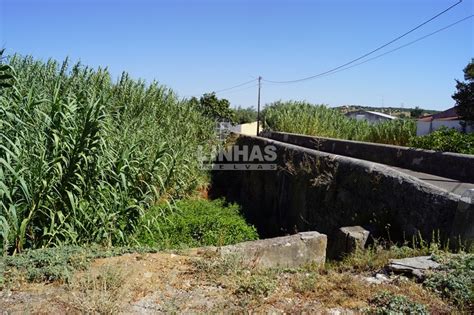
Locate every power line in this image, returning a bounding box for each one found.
[321,15,474,78]
[182,78,257,99]
[215,83,259,95]
[263,0,463,84]
[264,14,473,85]
[213,78,257,93]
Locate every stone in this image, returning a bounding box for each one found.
[219,231,327,269]
[387,256,440,280]
[363,273,391,285]
[329,226,370,259]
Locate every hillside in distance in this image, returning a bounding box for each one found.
[334,105,440,118]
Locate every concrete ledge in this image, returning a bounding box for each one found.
[220,232,327,269]
[262,131,474,183]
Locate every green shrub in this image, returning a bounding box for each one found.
[234,106,257,124]
[263,101,415,146]
[409,127,474,154]
[424,253,473,309]
[133,199,258,248]
[367,291,428,314]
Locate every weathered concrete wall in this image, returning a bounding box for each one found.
[261,131,474,183]
[210,135,472,246]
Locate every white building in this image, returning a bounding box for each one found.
[416,107,473,136]
[345,110,397,124]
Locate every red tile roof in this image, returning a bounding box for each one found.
[418,107,460,121]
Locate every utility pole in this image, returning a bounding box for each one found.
[256,76,262,135]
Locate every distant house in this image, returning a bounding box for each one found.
[416,107,473,136]
[345,110,397,124]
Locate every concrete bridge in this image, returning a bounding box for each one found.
[210,132,474,248]
[263,131,474,196]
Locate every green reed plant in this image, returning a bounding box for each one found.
[0,53,216,253]
[263,101,416,146]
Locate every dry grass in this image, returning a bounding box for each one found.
[66,266,127,314]
[0,248,459,313]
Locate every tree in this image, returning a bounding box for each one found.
[410,106,423,118]
[452,60,474,125]
[234,106,257,124]
[0,49,14,91]
[190,92,235,123]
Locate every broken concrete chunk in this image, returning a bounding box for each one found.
[329,226,370,259]
[364,273,391,285]
[387,256,440,280]
[219,231,327,269]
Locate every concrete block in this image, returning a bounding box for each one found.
[219,231,327,269]
[330,226,370,259]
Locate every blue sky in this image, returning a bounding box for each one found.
[1,0,473,110]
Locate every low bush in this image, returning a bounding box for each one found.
[409,127,474,154]
[367,291,428,314]
[133,199,259,249]
[424,253,473,309]
[235,274,276,297]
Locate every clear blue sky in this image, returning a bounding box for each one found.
[1,0,473,110]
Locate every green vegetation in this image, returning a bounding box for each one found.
[263,101,416,146]
[409,127,474,154]
[235,273,276,297]
[0,53,219,253]
[134,199,258,248]
[410,106,424,118]
[233,106,258,124]
[367,292,428,314]
[453,60,474,124]
[190,92,235,123]
[0,245,158,285]
[425,253,473,309]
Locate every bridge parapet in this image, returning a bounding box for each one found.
[261,131,474,183]
[210,134,473,248]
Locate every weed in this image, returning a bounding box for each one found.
[367,291,428,314]
[0,245,159,286]
[235,274,276,298]
[67,266,127,314]
[424,253,473,309]
[191,253,244,278]
[291,272,318,294]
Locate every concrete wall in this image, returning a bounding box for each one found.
[416,120,474,136]
[229,121,259,136]
[210,134,472,246]
[261,131,474,183]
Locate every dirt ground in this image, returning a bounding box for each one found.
[0,249,453,314]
